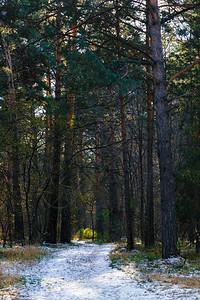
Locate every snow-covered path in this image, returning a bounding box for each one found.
[16,242,199,300]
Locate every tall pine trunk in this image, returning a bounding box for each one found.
[148,0,177,258]
[108,100,120,241]
[5,146,13,247]
[95,119,104,239]
[1,33,24,243]
[60,141,71,243]
[120,95,134,250]
[138,107,145,243]
[60,95,74,243]
[145,82,155,246]
[45,73,53,173]
[46,3,62,243]
[145,0,154,247]
[115,0,133,250]
[60,25,78,243]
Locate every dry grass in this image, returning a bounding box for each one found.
[0,245,47,263]
[0,265,23,289]
[149,273,200,290]
[110,251,130,264]
[109,246,134,269]
[110,242,161,269]
[0,246,48,294]
[110,243,200,293]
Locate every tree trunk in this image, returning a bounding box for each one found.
[138,116,145,243]
[45,73,53,173]
[60,143,71,243]
[145,0,154,247]
[196,222,200,253]
[115,0,134,249]
[60,122,72,244]
[60,25,77,243]
[60,103,73,244]
[6,146,13,247]
[108,101,120,241]
[120,95,134,250]
[44,75,53,239]
[145,83,155,246]
[95,120,104,239]
[148,0,177,258]
[46,3,62,243]
[1,33,24,243]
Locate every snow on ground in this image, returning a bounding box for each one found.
[1,241,200,299]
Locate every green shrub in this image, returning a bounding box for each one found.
[83,228,94,239]
[77,228,97,240]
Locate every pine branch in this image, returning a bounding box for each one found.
[168,58,200,85]
[161,4,200,24]
[135,66,160,84]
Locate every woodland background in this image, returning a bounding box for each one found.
[0,0,199,259]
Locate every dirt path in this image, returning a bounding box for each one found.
[14,242,199,299]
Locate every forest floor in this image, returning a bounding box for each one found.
[0,241,200,299]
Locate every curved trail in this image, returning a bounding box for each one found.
[17,242,198,299]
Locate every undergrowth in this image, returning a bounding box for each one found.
[0,265,25,289]
[0,245,48,294]
[109,241,200,291]
[0,246,47,263]
[110,242,162,269]
[88,240,107,245]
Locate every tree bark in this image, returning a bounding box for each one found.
[115,0,134,249]
[148,0,177,258]
[1,33,24,243]
[60,98,74,243]
[95,119,104,239]
[138,111,145,243]
[60,25,78,243]
[108,100,120,241]
[196,222,200,253]
[145,0,154,247]
[6,147,13,247]
[145,82,155,246]
[45,73,53,173]
[60,143,71,243]
[120,95,134,250]
[46,2,62,243]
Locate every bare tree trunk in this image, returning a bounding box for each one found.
[196,221,200,253]
[145,85,155,246]
[60,25,78,243]
[1,147,13,247]
[46,3,62,243]
[29,108,40,243]
[60,98,74,243]
[45,73,53,173]
[108,100,120,241]
[60,143,71,243]
[115,0,134,249]
[95,119,104,239]
[145,0,154,247]
[1,33,24,243]
[148,0,177,258]
[120,95,134,250]
[44,75,53,238]
[138,122,144,243]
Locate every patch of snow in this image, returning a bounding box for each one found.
[130,249,140,254]
[165,257,185,265]
[116,247,127,253]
